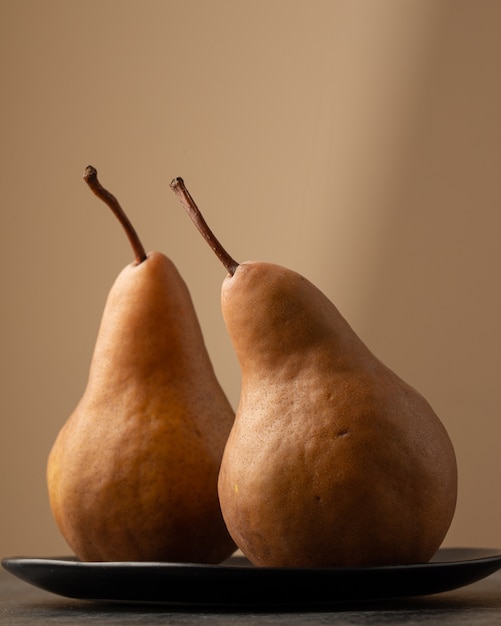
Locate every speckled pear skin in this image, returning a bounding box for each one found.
[217,261,457,568]
[47,251,235,563]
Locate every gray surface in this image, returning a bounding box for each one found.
[1,567,501,625]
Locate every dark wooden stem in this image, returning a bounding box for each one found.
[83,166,147,265]
[170,177,239,276]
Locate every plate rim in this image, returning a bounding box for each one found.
[3,546,501,571]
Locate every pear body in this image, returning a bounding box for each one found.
[48,251,235,563]
[218,262,457,567]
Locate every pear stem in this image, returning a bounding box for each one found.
[170,177,239,276]
[83,166,147,265]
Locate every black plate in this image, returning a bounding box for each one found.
[2,548,501,608]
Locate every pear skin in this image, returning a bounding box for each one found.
[171,178,458,568]
[47,169,235,563]
[217,262,457,567]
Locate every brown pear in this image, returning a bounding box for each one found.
[170,177,457,568]
[47,167,235,563]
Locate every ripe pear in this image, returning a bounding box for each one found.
[47,167,235,563]
[170,178,457,568]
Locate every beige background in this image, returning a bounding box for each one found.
[1,0,500,558]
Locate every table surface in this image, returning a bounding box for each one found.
[2,564,501,625]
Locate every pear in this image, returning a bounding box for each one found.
[47,167,235,563]
[170,177,457,568]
